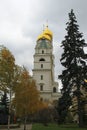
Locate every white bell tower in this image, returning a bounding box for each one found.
[33,26,60,102]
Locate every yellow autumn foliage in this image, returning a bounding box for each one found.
[0,46,15,92]
[13,68,40,117]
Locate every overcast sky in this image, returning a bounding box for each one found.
[0,0,87,89]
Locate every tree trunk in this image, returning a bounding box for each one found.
[77,94,84,127]
[8,114,10,130]
[24,116,27,130]
[8,88,12,130]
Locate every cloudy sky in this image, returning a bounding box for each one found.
[0,0,87,89]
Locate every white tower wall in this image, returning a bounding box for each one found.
[33,27,60,102]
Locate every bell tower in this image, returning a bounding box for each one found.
[33,26,60,102]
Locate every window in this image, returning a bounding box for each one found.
[53,87,57,93]
[42,50,44,54]
[41,75,43,80]
[40,97,43,101]
[40,85,43,91]
[39,58,45,61]
[41,64,43,68]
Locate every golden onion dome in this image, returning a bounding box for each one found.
[37,26,53,41]
[43,34,51,41]
[43,27,53,38]
[37,33,51,41]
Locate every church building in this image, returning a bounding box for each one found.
[33,26,60,103]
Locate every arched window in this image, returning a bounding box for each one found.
[41,64,43,68]
[41,75,43,80]
[53,87,56,93]
[40,85,43,91]
[40,97,43,101]
[39,58,45,61]
[42,50,44,54]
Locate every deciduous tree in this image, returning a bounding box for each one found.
[13,67,40,130]
[0,45,18,130]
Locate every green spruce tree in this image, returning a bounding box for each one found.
[58,9,87,127]
[57,92,71,124]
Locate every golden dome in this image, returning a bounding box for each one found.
[37,33,51,41]
[37,26,53,41]
[43,26,53,38]
[43,34,51,41]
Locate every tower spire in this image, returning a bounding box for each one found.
[46,20,48,29]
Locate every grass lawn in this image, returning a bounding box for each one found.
[32,123,87,130]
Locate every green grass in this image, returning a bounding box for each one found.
[32,123,87,130]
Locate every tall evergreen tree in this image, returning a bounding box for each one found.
[58,9,87,127]
[57,92,71,124]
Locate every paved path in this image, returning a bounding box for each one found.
[1,124,32,130]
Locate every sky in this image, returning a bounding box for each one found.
[0,0,87,90]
